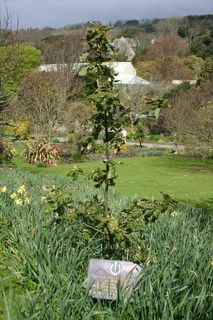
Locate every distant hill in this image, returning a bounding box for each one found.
[5,15,212,63]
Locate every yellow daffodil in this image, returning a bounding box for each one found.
[15,198,23,206]
[10,193,17,199]
[171,211,178,217]
[25,197,30,204]
[0,186,7,193]
[17,185,26,194]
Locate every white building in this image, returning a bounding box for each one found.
[106,62,150,85]
[38,62,150,86]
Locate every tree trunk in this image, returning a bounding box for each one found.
[104,110,109,217]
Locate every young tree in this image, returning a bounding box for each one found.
[79,24,126,216]
[79,25,168,215]
[135,122,146,147]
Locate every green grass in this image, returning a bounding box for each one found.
[0,258,26,320]
[0,169,213,319]
[13,146,213,205]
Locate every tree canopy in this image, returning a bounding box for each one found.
[0,44,42,95]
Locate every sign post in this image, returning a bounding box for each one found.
[88,259,142,300]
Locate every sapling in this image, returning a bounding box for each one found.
[79,24,126,216]
[79,24,168,216]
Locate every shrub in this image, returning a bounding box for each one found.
[178,147,213,159]
[94,143,106,154]
[0,44,42,95]
[184,55,204,78]
[198,58,213,84]
[13,121,32,140]
[118,144,128,154]
[0,138,16,165]
[23,140,60,166]
[42,184,176,261]
[135,60,157,80]
[141,147,172,157]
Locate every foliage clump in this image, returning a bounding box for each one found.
[0,138,16,165]
[0,44,42,95]
[23,140,60,167]
[13,121,32,140]
[43,185,176,261]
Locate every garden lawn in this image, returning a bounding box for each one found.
[13,150,213,206]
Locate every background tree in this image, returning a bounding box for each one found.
[178,15,213,58]
[154,17,181,35]
[135,122,146,147]
[0,2,25,159]
[42,29,84,64]
[135,60,157,81]
[145,34,191,80]
[163,83,213,151]
[184,55,204,79]
[0,3,22,121]
[0,1,20,46]
[119,86,146,133]
[9,71,73,141]
[198,58,213,84]
[177,17,201,44]
[0,44,42,96]
[120,85,170,138]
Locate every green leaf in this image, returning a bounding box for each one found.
[80,53,89,62]
[79,66,89,76]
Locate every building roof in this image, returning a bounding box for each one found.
[38,62,150,86]
[106,62,150,85]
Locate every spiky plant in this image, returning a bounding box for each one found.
[23,140,60,167]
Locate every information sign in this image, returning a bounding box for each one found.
[88,258,142,300]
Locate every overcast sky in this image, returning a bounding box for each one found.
[4,0,213,28]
